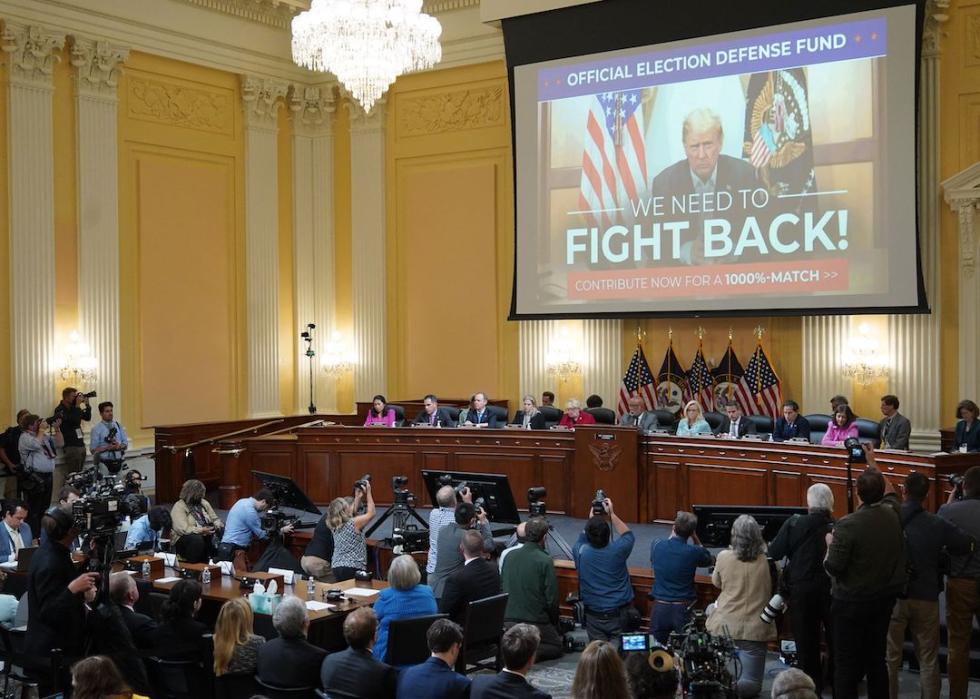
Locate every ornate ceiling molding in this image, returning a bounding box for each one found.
[0,21,63,86]
[177,0,306,29]
[69,36,128,98]
[242,74,289,128]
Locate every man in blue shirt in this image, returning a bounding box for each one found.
[397,618,470,699]
[649,511,714,643]
[89,401,128,473]
[219,489,293,567]
[124,506,172,551]
[572,496,636,645]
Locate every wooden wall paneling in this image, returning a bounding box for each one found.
[336,451,418,505]
[302,449,333,504]
[772,470,805,507]
[686,463,769,508]
[652,461,681,521]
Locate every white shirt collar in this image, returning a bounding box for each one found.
[690,164,718,191]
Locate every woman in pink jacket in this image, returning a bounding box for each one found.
[821,404,859,446]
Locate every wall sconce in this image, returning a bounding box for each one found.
[322,331,355,377]
[547,328,582,383]
[841,323,890,386]
[59,330,98,386]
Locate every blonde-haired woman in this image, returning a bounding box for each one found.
[372,554,437,664]
[170,478,223,563]
[329,479,375,581]
[213,597,265,676]
[570,640,630,699]
[512,395,546,430]
[676,400,711,436]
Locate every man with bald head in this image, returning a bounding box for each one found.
[619,396,659,432]
[427,483,472,581]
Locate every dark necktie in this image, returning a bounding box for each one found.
[430,413,436,426]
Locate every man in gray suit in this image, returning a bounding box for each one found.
[879,394,911,450]
[428,501,494,602]
[619,396,659,432]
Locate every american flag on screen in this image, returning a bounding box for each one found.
[712,342,756,416]
[745,343,783,419]
[579,90,648,228]
[687,345,715,413]
[617,346,658,418]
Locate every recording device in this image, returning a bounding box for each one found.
[260,506,301,534]
[67,467,145,535]
[527,486,547,517]
[354,474,372,491]
[950,473,965,501]
[843,436,867,464]
[325,589,344,601]
[80,390,97,399]
[667,610,736,698]
[759,593,786,624]
[391,525,428,553]
[474,496,486,516]
[591,489,607,516]
[621,633,649,653]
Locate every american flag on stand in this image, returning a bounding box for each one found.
[712,342,756,416]
[579,90,648,229]
[617,345,658,418]
[745,343,783,419]
[687,345,715,413]
[750,122,777,168]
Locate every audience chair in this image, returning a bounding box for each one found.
[253,675,317,699]
[0,625,39,698]
[585,407,616,425]
[146,656,206,699]
[214,671,257,699]
[456,592,509,674]
[385,613,449,666]
[805,413,832,444]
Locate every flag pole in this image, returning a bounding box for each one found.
[666,326,673,405]
[727,327,734,403]
[753,325,765,410]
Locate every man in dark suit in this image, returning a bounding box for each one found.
[396,619,471,699]
[414,394,456,428]
[773,400,811,442]
[109,571,158,648]
[879,394,912,450]
[321,607,396,699]
[472,623,551,699]
[463,392,498,428]
[440,529,502,624]
[619,396,659,432]
[715,402,757,439]
[257,596,327,689]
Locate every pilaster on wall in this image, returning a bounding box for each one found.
[291,84,336,413]
[70,36,127,419]
[583,319,622,409]
[242,74,288,417]
[2,23,63,416]
[349,101,386,402]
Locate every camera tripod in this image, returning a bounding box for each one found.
[364,489,429,538]
[504,514,574,559]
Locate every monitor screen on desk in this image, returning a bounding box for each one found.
[693,504,807,547]
[421,470,522,525]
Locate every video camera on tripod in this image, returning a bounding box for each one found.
[363,474,429,553]
[67,467,145,536]
[666,610,736,698]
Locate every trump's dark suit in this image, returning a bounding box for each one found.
[651,154,758,204]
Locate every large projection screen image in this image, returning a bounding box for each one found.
[512,5,921,318]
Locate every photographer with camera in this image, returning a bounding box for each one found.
[572,495,636,645]
[649,511,714,644]
[89,401,128,475]
[938,464,980,699]
[0,409,29,500]
[53,387,93,492]
[427,483,471,581]
[328,478,375,581]
[18,413,62,536]
[220,488,294,570]
[428,500,494,603]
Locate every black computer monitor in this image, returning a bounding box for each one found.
[692,504,807,547]
[251,470,321,515]
[420,470,522,525]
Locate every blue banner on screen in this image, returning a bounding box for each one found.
[511,6,921,317]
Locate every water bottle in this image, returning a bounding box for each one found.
[307,576,316,599]
[201,566,211,585]
[141,560,150,578]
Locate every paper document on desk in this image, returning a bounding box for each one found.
[305,601,334,612]
[0,561,17,570]
[344,587,379,598]
[268,567,295,584]
[155,553,177,567]
[157,576,182,583]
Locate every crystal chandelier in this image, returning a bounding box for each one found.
[291,0,442,113]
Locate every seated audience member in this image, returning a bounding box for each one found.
[429,501,494,602]
[170,478,223,563]
[0,499,32,562]
[396,618,471,699]
[649,511,714,643]
[108,571,158,649]
[414,394,455,427]
[427,483,467,581]
[87,576,152,696]
[155,579,208,659]
[820,404,859,447]
[321,607,397,699]
[463,392,497,428]
[675,400,711,436]
[620,396,659,432]
[879,394,911,450]
[257,596,327,689]
[440,529,502,624]
[770,668,819,699]
[953,399,980,452]
[373,554,438,663]
[558,399,596,429]
[499,521,526,572]
[365,394,396,427]
[501,517,562,661]
[830,395,849,413]
[715,401,756,439]
[569,640,630,699]
[573,497,636,645]
[39,486,81,548]
[586,394,603,409]
[471,623,551,699]
[706,515,774,698]
[773,400,811,442]
[624,653,680,699]
[213,597,265,677]
[541,391,555,408]
[220,488,295,569]
[71,655,149,699]
[124,506,171,551]
[329,479,375,581]
[512,395,547,430]
[767,484,834,695]
[301,508,335,582]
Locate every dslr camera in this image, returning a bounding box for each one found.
[843,437,867,464]
[354,474,372,491]
[592,489,607,516]
[950,473,965,500]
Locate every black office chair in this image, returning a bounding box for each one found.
[654,410,678,433]
[703,411,725,433]
[444,406,461,425]
[385,613,448,666]
[389,405,406,427]
[214,672,258,699]
[456,592,509,674]
[854,418,881,443]
[585,408,616,425]
[486,405,508,424]
[744,414,774,436]
[253,676,317,699]
[539,406,563,428]
[317,689,359,699]
[146,657,207,699]
[805,413,832,444]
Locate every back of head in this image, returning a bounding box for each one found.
[148,506,172,531]
[673,511,697,539]
[41,506,74,542]
[963,465,980,498]
[806,483,834,512]
[343,607,378,650]
[524,517,549,544]
[427,618,463,653]
[904,472,930,501]
[273,595,308,639]
[327,497,350,531]
[71,655,130,699]
[570,640,630,699]
[771,667,818,699]
[253,488,274,504]
[454,501,476,526]
[387,553,421,591]
[500,623,540,671]
[624,653,679,699]
[108,571,136,605]
[435,485,456,508]
[461,529,485,558]
[857,469,885,505]
[586,394,603,408]
[730,514,764,562]
[585,516,610,549]
[162,579,202,623]
[214,597,253,675]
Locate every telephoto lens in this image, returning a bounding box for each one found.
[759,593,787,624]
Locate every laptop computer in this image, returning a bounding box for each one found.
[15,546,37,572]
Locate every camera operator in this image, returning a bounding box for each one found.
[768,484,835,695]
[427,484,471,582]
[572,496,637,645]
[938,464,980,699]
[124,506,172,552]
[824,446,905,699]
[0,409,29,500]
[53,387,92,492]
[428,500,494,603]
[649,511,714,644]
[89,401,128,475]
[220,488,294,571]
[18,413,61,536]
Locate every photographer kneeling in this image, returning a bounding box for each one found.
[219,488,294,571]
